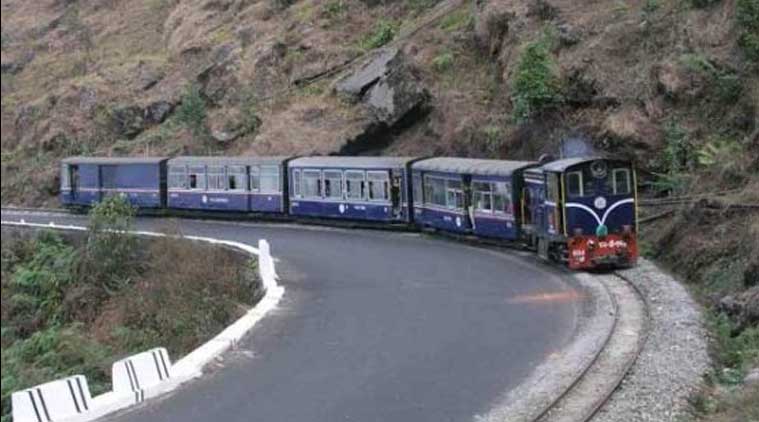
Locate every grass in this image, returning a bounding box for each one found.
[439,9,473,33]
[0,197,260,422]
[432,50,455,73]
[359,20,398,50]
[176,84,208,139]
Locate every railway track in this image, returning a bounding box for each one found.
[529,273,650,422]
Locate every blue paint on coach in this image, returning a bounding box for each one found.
[60,157,167,208]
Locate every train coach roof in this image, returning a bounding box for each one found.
[289,156,417,169]
[540,156,629,172]
[168,156,291,166]
[412,158,536,177]
[62,156,168,165]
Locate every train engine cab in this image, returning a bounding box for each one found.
[524,157,638,270]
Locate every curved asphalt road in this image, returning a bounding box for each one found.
[1,210,579,422]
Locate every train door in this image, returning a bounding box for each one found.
[69,165,80,200]
[391,170,402,218]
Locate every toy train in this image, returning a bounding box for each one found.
[60,155,639,270]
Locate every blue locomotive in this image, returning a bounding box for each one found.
[60,155,638,270]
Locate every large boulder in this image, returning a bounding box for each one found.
[335,48,428,127]
[109,105,145,139]
[144,101,174,125]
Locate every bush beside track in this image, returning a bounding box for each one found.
[0,198,262,422]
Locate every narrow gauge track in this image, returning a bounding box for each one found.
[530,273,650,422]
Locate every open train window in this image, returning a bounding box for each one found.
[188,166,206,190]
[260,166,280,193]
[473,182,492,212]
[567,171,583,198]
[292,169,302,198]
[227,165,247,191]
[445,179,464,210]
[612,168,631,195]
[207,166,225,191]
[345,170,365,200]
[493,182,512,215]
[169,165,187,189]
[324,170,343,199]
[303,170,322,198]
[367,171,389,202]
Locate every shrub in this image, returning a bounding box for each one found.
[511,38,563,122]
[323,0,347,20]
[432,51,455,73]
[176,84,208,137]
[84,196,139,295]
[737,0,759,62]
[360,20,398,50]
[241,93,261,135]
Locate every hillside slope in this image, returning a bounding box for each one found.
[1,0,758,418]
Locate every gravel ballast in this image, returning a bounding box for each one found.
[593,258,711,422]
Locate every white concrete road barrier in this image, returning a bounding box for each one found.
[2,219,285,422]
[112,348,172,403]
[12,376,92,422]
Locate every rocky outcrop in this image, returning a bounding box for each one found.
[719,286,759,331]
[144,101,174,125]
[335,48,428,127]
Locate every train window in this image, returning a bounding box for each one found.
[168,165,187,189]
[424,176,447,207]
[445,179,464,210]
[473,182,492,212]
[324,170,343,199]
[493,182,512,214]
[546,174,559,203]
[188,166,206,190]
[250,166,260,192]
[207,166,225,191]
[367,171,389,202]
[612,168,631,195]
[567,171,583,198]
[345,170,365,200]
[260,166,280,193]
[412,174,423,205]
[303,170,322,198]
[292,169,302,198]
[227,166,247,191]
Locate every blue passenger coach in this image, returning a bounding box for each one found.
[288,156,416,223]
[166,156,288,212]
[411,158,536,239]
[60,157,168,208]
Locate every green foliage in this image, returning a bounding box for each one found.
[737,0,759,62]
[85,195,139,295]
[679,53,743,103]
[241,92,261,135]
[709,312,759,373]
[1,325,112,422]
[432,51,455,73]
[696,139,742,167]
[439,9,473,33]
[176,84,208,137]
[511,38,563,123]
[8,232,77,326]
[360,20,398,50]
[323,0,347,20]
[663,121,690,174]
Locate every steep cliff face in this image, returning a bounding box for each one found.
[1,0,756,205]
